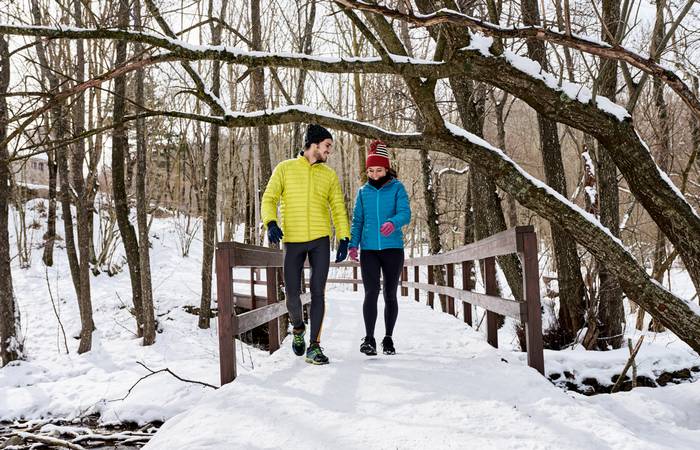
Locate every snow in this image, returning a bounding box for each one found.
[501,50,630,121]
[2,200,699,449]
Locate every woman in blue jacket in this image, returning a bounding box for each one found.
[349,140,411,356]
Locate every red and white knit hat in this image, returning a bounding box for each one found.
[366,140,390,169]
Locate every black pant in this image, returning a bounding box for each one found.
[283,236,330,344]
[360,249,405,338]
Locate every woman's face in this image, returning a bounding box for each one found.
[367,166,387,180]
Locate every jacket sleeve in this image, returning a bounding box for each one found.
[328,170,350,240]
[387,182,411,228]
[349,189,364,249]
[261,163,284,227]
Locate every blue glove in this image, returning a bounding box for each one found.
[267,221,284,244]
[335,238,349,263]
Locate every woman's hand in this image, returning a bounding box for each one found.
[349,247,359,262]
[380,221,395,237]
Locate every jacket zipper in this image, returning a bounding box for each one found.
[376,185,381,250]
[307,161,311,242]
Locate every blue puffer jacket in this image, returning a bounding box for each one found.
[349,178,411,250]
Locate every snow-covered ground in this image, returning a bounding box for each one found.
[1,201,699,449]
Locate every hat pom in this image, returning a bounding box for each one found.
[366,140,391,169]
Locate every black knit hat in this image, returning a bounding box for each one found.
[304,124,333,148]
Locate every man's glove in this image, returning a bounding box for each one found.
[267,221,284,244]
[335,238,349,263]
[349,247,359,262]
[380,221,395,237]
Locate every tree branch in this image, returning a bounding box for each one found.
[334,0,700,122]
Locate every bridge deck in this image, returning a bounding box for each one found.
[144,287,697,449]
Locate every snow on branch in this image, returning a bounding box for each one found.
[0,23,455,79]
[334,0,700,122]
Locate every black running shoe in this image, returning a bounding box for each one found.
[305,343,329,365]
[382,336,395,355]
[360,336,377,356]
[292,329,305,356]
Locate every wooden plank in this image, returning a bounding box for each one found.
[401,266,408,297]
[232,244,284,268]
[446,264,455,316]
[326,278,363,285]
[353,266,358,292]
[266,267,280,354]
[519,230,545,375]
[215,246,236,386]
[462,261,473,326]
[232,278,267,286]
[401,282,524,319]
[236,293,311,334]
[232,293,268,311]
[414,266,419,302]
[403,226,533,267]
[427,265,435,309]
[484,256,499,348]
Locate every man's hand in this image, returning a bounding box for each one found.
[380,221,395,237]
[267,221,284,244]
[335,238,349,263]
[349,247,359,262]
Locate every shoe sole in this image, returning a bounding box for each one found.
[361,349,377,356]
[383,350,396,355]
[305,357,329,365]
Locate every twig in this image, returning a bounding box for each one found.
[108,361,218,403]
[45,265,69,354]
[18,432,87,450]
[611,335,645,393]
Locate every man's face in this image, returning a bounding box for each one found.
[367,166,387,180]
[313,138,333,162]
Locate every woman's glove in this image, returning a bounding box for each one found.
[380,221,395,237]
[335,238,350,262]
[267,221,284,244]
[349,247,359,262]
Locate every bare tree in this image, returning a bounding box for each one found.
[0,33,21,366]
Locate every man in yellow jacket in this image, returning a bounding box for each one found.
[261,124,350,365]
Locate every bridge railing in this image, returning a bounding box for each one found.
[215,241,360,385]
[400,225,544,375]
[216,226,543,386]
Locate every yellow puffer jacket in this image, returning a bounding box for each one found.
[261,156,350,243]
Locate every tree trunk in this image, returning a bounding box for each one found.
[71,0,94,353]
[113,0,144,335]
[251,0,272,190]
[42,149,58,267]
[0,34,21,366]
[291,0,316,153]
[134,0,156,344]
[199,0,228,329]
[521,0,586,341]
[595,0,625,349]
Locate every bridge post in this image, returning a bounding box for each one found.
[414,266,420,302]
[401,266,408,297]
[519,230,545,375]
[216,244,237,385]
[446,263,455,316]
[462,261,473,326]
[353,266,358,292]
[266,267,280,354]
[484,256,499,348]
[427,265,435,309]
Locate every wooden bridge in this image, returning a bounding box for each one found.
[215,226,544,385]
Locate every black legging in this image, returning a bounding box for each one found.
[283,237,330,344]
[360,249,405,338]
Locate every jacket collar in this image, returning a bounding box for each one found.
[364,176,396,191]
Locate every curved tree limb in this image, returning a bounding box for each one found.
[334,0,700,122]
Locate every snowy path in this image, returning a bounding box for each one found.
[145,289,700,450]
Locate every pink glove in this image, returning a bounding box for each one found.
[349,247,359,261]
[380,221,395,237]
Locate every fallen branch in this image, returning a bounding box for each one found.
[611,335,645,393]
[17,432,87,450]
[109,361,218,403]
